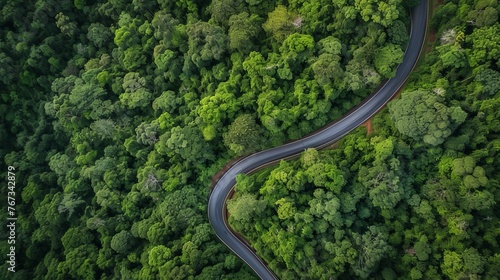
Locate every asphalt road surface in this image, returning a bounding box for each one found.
[208,1,429,279]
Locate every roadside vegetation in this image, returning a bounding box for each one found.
[228,0,500,278]
[0,0,422,279]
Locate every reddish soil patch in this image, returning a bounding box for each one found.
[361,118,373,135]
[426,0,443,52]
[428,31,436,43]
[426,31,437,52]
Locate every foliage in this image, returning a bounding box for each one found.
[223,114,263,156]
[262,5,299,42]
[388,90,467,146]
[5,0,497,279]
[226,1,500,278]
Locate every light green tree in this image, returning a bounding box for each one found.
[374,44,404,78]
[227,193,267,222]
[354,0,401,27]
[262,5,300,42]
[388,90,467,146]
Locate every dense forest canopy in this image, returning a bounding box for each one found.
[228,0,500,279]
[0,0,498,279]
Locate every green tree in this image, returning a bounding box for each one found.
[374,44,404,78]
[388,90,467,146]
[90,119,116,140]
[111,230,135,254]
[151,11,180,44]
[442,248,485,280]
[122,45,147,71]
[227,193,267,222]
[414,235,431,261]
[148,245,172,267]
[152,90,181,114]
[55,12,77,37]
[223,114,263,155]
[351,226,390,278]
[228,12,262,53]
[153,46,183,83]
[120,72,153,109]
[475,68,500,96]
[198,81,240,135]
[58,245,98,279]
[387,20,409,47]
[0,53,17,85]
[308,189,342,226]
[262,5,300,42]
[275,198,296,220]
[466,23,500,67]
[436,43,468,69]
[136,121,159,146]
[185,21,228,69]
[467,0,499,27]
[156,125,214,163]
[312,52,343,86]
[61,227,94,254]
[58,192,85,218]
[95,188,122,213]
[208,0,246,26]
[312,36,344,87]
[354,0,401,27]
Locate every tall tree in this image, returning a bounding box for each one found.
[223,114,263,155]
[388,90,467,146]
[262,5,300,42]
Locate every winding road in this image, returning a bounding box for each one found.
[208,1,429,279]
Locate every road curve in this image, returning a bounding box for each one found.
[208,1,429,279]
